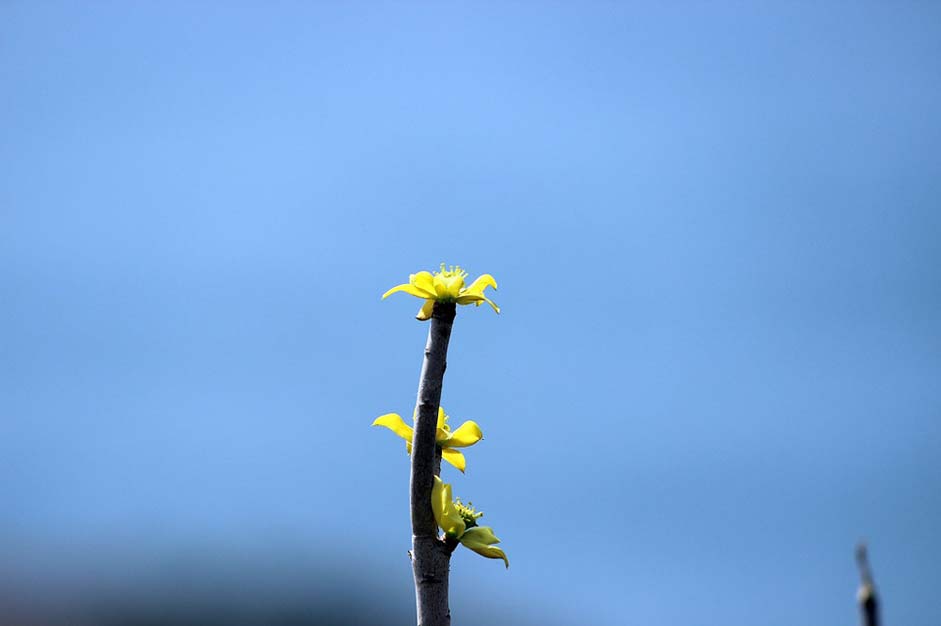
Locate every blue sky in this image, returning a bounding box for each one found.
[2,2,940,624]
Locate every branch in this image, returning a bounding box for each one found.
[856,542,879,626]
[410,302,456,626]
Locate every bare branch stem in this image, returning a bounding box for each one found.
[410,302,456,626]
[856,542,879,626]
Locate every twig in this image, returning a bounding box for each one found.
[410,302,456,626]
[856,542,879,626]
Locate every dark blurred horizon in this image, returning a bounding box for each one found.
[1,540,558,626]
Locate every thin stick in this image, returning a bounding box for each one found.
[410,302,456,626]
[856,542,879,626]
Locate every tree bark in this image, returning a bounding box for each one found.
[410,302,455,626]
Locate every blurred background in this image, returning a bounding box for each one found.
[2,2,939,625]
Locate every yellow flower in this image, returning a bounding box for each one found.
[382,264,500,320]
[372,406,483,473]
[432,476,509,568]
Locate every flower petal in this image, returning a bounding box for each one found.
[436,406,447,431]
[463,544,509,568]
[479,295,500,314]
[382,283,432,300]
[435,407,450,442]
[444,421,483,448]
[432,476,465,538]
[411,272,436,296]
[432,274,449,299]
[460,526,501,545]
[431,476,447,527]
[372,413,413,443]
[463,274,497,295]
[441,448,466,473]
[460,527,508,568]
[454,293,485,305]
[416,299,435,321]
[455,292,499,313]
[443,274,465,297]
